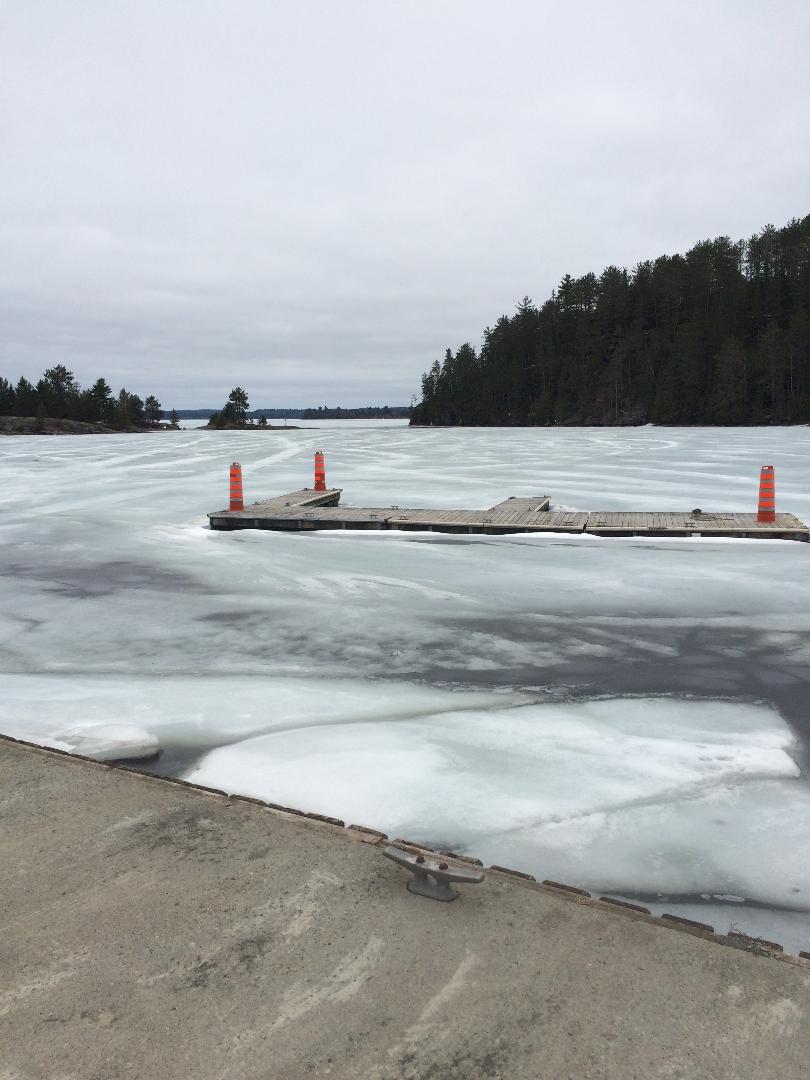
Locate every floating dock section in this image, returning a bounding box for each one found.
[207,487,603,534]
[209,473,809,541]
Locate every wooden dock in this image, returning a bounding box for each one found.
[208,489,809,540]
[583,511,807,539]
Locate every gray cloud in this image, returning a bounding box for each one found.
[1,0,808,406]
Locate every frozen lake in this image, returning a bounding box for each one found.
[2,422,809,952]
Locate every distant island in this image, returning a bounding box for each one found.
[411,214,810,427]
[204,389,410,429]
[185,405,411,421]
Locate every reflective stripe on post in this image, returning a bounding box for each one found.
[757,465,775,523]
[229,462,244,512]
[314,450,326,492]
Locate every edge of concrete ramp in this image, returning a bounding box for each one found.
[2,733,809,1080]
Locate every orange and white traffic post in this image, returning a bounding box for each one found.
[757,465,775,523]
[314,450,327,492]
[229,461,244,511]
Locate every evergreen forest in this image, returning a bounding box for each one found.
[411,216,810,426]
[0,365,175,428]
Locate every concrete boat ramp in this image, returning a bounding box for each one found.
[208,485,810,540]
[2,736,809,1080]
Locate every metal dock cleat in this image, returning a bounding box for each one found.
[383,846,485,902]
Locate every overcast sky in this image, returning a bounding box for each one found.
[1,1,808,407]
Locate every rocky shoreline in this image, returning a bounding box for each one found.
[0,416,301,435]
[0,415,166,435]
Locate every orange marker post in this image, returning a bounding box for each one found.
[229,462,244,512]
[757,465,775,523]
[314,450,327,492]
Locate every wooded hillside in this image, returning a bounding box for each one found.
[411,216,810,426]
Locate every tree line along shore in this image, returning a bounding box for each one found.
[411,215,810,427]
[0,367,177,432]
[0,372,409,434]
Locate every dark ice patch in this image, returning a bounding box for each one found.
[198,610,266,624]
[413,617,810,766]
[1,559,208,598]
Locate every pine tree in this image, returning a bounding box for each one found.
[41,365,79,418]
[0,377,14,415]
[115,389,145,427]
[90,378,114,423]
[226,387,249,425]
[14,377,39,416]
[144,395,162,426]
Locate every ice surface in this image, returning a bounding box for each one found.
[1,423,809,951]
[185,698,807,912]
[0,673,526,759]
[45,723,160,761]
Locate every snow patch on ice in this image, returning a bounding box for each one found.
[44,723,159,761]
